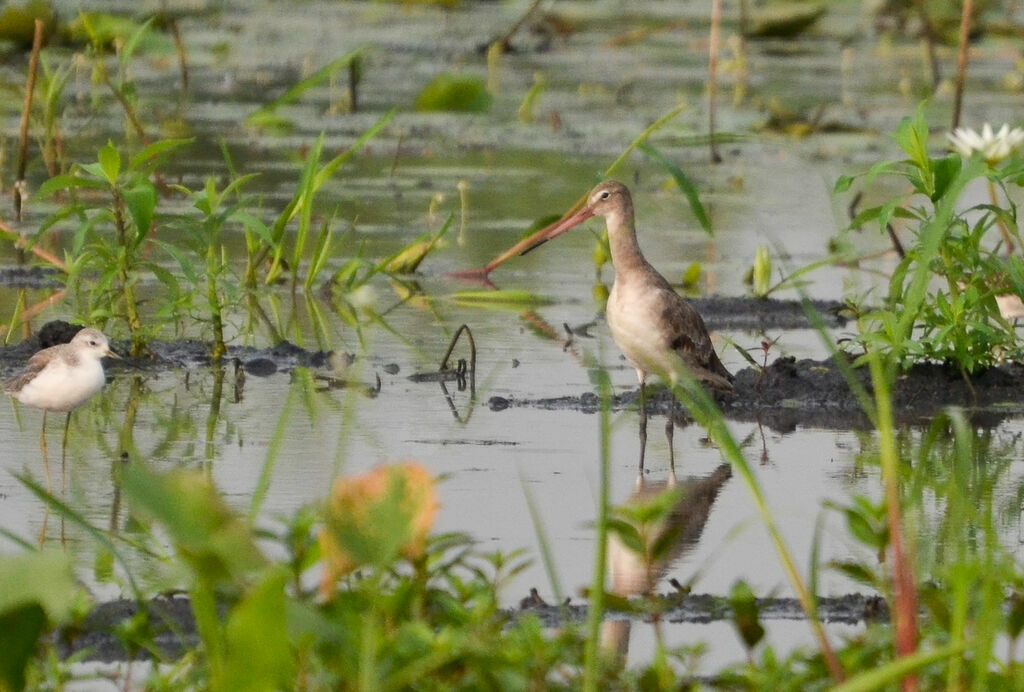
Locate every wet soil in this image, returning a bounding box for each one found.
[56,590,888,663]
[9,305,1024,432]
[493,354,1024,432]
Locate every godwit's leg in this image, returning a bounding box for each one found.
[666,395,676,472]
[637,372,648,476]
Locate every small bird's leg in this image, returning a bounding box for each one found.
[637,373,648,477]
[61,412,72,494]
[40,410,51,493]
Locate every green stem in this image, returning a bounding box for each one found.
[672,379,845,683]
[582,364,613,691]
[207,243,225,361]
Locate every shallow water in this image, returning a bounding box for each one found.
[3,0,1024,674]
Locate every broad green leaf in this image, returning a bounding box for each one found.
[124,180,157,243]
[215,569,294,692]
[0,550,77,622]
[120,464,265,584]
[36,173,107,198]
[0,604,46,692]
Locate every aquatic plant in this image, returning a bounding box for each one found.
[37,139,192,355]
[837,104,1024,374]
[170,173,261,360]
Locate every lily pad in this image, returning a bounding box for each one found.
[747,2,825,38]
[0,0,56,48]
[414,73,492,113]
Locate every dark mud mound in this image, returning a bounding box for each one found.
[0,321,338,378]
[491,356,1024,431]
[58,591,886,662]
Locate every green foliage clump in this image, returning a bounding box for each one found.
[837,105,1024,374]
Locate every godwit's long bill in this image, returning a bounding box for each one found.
[523,180,732,471]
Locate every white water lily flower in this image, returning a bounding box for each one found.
[947,123,1024,164]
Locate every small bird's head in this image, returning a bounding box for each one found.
[73,328,121,360]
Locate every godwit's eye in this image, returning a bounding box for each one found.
[599,191,610,200]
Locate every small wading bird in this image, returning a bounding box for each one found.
[523,180,733,471]
[4,327,120,488]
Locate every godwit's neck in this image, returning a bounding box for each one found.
[605,205,650,279]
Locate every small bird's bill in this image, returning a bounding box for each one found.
[520,206,596,256]
[104,348,122,359]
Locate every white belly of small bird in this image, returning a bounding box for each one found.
[12,359,106,412]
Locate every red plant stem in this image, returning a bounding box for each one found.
[0,219,67,271]
[15,19,45,222]
[708,0,723,163]
[952,0,973,130]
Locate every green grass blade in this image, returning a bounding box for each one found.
[246,48,365,124]
[831,643,965,692]
[637,141,712,234]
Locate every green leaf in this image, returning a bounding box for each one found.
[36,172,107,198]
[894,104,931,181]
[119,464,265,585]
[451,289,555,308]
[246,48,365,125]
[214,569,294,692]
[0,550,78,622]
[833,173,856,193]
[124,180,157,243]
[931,153,962,202]
[637,141,712,234]
[831,643,965,692]
[312,109,395,190]
[0,604,46,692]
[118,16,155,68]
[728,580,764,650]
[97,141,121,185]
[605,518,644,555]
[128,137,194,173]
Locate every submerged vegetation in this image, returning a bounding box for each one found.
[2,0,1024,690]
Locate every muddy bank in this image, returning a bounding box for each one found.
[8,315,1024,431]
[0,320,339,378]
[490,355,1024,432]
[56,591,887,663]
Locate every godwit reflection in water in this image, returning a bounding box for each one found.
[602,464,732,659]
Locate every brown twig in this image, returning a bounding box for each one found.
[166,12,189,94]
[952,0,973,130]
[490,0,545,53]
[914,0,940,89]
[15,19,45,222]
[0,218,67,271]
[0,289,67,341]
[708,0,723,163]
